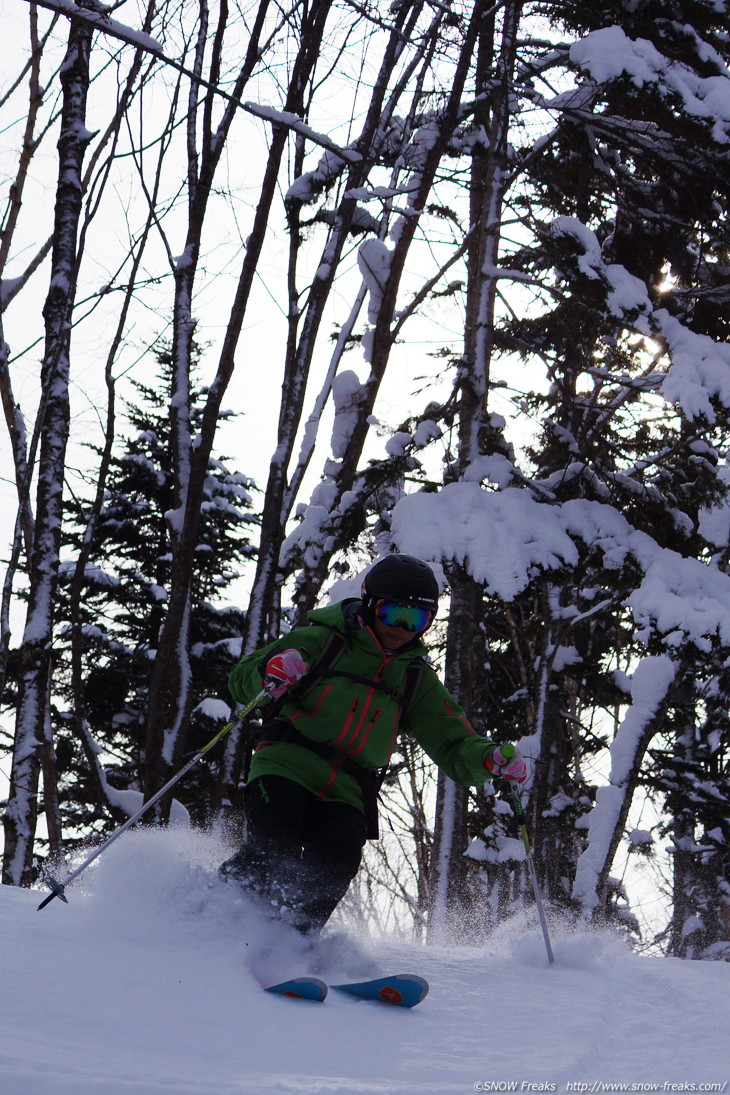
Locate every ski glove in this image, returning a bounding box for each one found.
[485,744,527,784]
[263,648,310,698]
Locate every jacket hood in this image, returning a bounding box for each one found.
[307,598,429,656]
[306,598,356,631]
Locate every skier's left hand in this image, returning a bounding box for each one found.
[485,744,527,783]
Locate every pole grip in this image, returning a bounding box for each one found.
[511,787,531,854]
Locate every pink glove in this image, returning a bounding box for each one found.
[263,649,309,698]
[485,744,527,783]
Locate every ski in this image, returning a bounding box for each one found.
[332,973,429,1008]
[264,976,328,1002]
[264,972,429,1007]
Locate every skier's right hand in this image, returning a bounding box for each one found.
[485,743,527,783]
[263,649,309,698]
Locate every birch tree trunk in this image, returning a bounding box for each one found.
[0,4,44,706]
[285,0,494,622]
[143,0,336,811]
[213,0,439,818]
[427,575,483,941]
[2,13,93,886]
[428,0,522,938]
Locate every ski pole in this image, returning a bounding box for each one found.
[502,761,555,966]
[37,688,268,911]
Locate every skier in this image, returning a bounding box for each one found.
[219,553,527,936]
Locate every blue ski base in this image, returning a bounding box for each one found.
[265,977,328,1001]
[333,974,429,1008]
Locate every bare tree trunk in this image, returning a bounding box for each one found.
[244,0,432,645]
[428,0,522,937]
[572,656,679,921]
[288,0,494,622]
[62,1,163,821]
[40,679,63,866]
[0,7,45,703]
[2,13,93,886]
[427,574,482,941]
[0,328,34,705]
[143,0,334,811]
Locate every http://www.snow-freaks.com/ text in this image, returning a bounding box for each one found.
[472,1083,728,1093]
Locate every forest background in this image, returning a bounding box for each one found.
[1,0,730,960]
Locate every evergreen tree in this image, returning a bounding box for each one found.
[51,345,258,843]
[466,0,730,943]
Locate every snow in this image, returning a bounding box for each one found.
[39,0,164,54]
[656,311,730,423]
[569,26,730,143]
[285,148,352,203]
[358,239,393,324]
[412,419,441,446]
[391,483,579,601]
[5,826,730,1094]
[464,454,516,487]
[573,656,678,913]
[244,103,361,162]
[629,829,654,847]
[551,218,652,318]
[385,431,413,456]
[382,420,441,457]
[0,276,25,306]
[331,371,364,460]
[192,697,231,721]
[391,486,730,650]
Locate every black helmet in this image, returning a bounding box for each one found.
[362,554,440,615]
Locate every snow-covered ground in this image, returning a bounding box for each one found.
[3,827,730,1095]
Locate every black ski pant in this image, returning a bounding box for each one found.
[219,775,367,935]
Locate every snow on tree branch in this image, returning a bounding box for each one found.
[26,0,361,165]
[572,655,678,914]
[358,239,394,328]
[551,218,730,421]
[569,25,730,143]
[243,104,361,164]
[656,311,730,423]
[280,371,366,570]
[27,0,163,54]
[391,485,730,651]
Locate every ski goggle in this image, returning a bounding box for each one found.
[375,599,433,634]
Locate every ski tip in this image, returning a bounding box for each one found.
[264,976,328,1002]
[333,973,429,1008]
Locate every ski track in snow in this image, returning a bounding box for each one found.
[2,828,730,1094]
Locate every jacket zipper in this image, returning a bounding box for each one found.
[347,706,382,757]
[331,696,360,747]
[340,647,391,752]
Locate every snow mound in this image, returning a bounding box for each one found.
[1,828,728,1094]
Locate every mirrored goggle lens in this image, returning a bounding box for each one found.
[375,600,432,633]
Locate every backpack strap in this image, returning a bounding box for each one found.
[397,657,425,726]
[279,629,351,706]
[256,718,384,841]
[243,630,350,783]
[323,669,400,702]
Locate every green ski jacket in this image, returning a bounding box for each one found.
[229,600,497,814]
